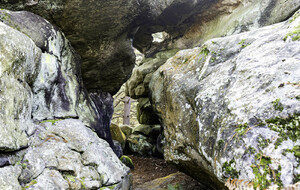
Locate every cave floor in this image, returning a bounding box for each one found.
[128,155,203,190]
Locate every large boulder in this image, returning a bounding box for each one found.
[126,49,179,99]
[127,0,300,100]
[0,0,217,94]
[1,119,131,190]
[150,10,300,189]
[0,10,131,189]
[0,20,39,151]
[5,0,296,94]
[0,9,119,153]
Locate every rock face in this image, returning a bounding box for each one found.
[150,11,300,189]
[0,0,213,94]
[0,10,130,189]
[4,0,297,94]
[0,9,119,153]
[0,119,131,190]
[127,0,300,99]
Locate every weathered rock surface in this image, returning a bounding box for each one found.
[150,10,300,189]
[127,134,154,156]
[126,49,179,99]
[4,0,296,94]
[127,0,300,100]
[0,9,118,153]
[1,119,130,189]
[0,9,131,189]
[136,98,160,125]
[110,123,127,149]
[0,19,39,151]
[0,0,210,94]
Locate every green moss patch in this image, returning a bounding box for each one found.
[265,114,300,142]
[40,119,62,125]
[289,10,300,23]
[22,180,37,190]
[120,155,134,169]
[251,154,282,189]
[100,184,117,190]
[272,99,284,112]
[200,45,210,56]
[283,25,300,41]
[238,39,250,48]
[168,183,183,190]
[222,160,239,178]
[234,123,249,136]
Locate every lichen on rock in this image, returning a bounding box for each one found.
[149,10,300,189]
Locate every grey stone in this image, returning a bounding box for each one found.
[26,168,69,190]
[0,20,41,151]
[1,0,299,94]
[136,98,160,125]
[19,119,131,189]
[0,166,22,190]
[127,134,153,156]
[150,10,300,189]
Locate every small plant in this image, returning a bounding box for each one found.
[257,135,269,149]
[167,184,183,190]
[251,153,282,189]
[65,174,76,182]
[223,160,239,178]
[200,45,210,56]
[22,180,37,190]
[238,39,250,48]
[80,177,87,189]
[283,25,300,41]
[234,123,249,136]
[15,161,28,169]
[272,99,284,111]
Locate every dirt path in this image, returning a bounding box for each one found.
[128,155,204,189]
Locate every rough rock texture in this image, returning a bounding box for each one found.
[0,9,131,189]
[1,119,131,189]
[125,2,300,152]
[126,124,162,157]
[5,0,297,94]
[0,9,119,153]
[127,0,300,100]
[110,123,127,149]
[136,98,160,125]
[150,11,300,189]
[0,166,22,190]
[126,49,179,99]
[0,0,212,94]
[0,18,40,151]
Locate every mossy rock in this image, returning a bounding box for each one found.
[120,125,133,138]
[110,123,126,149]
[120,155,134,169]
[132,124,153,136]
[127,134,153,156]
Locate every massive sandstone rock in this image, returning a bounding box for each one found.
[127,0,300,100]
[4,0,296,94]
[0,9,118,152]
[0,119,131,190]
[150,10,300,189]
[0,0,217,94]
[0,10,130,189]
